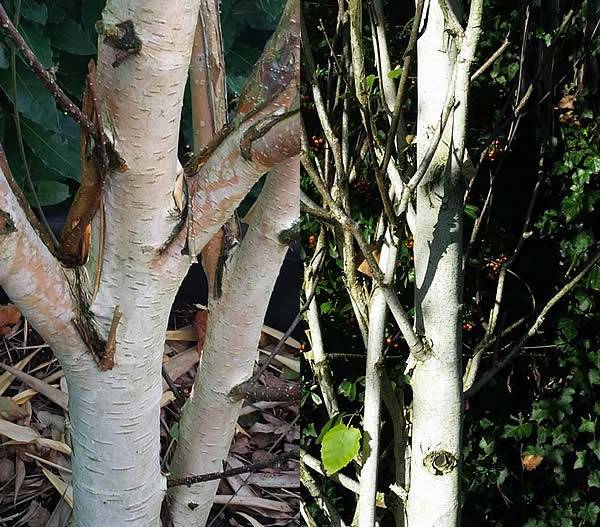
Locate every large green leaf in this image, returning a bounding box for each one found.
[25,180,69,206]
[320,423,361,475]
[21,118,80,182]
[49,20,96,55]
[18,21,53,67]
[0,62,59,131]
[20,0,48,25]
[81,0,104,37]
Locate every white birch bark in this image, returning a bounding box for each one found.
[168,157,299,526]
[0,0,300,523]
[406,2,462,526]
[406,0,482,525]
[57,2,200,524]
[357,234,398,527]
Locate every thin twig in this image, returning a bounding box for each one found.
[167,451,296,488]
[252,246,326,381]
[8,0,57,246]
[379,0,425,178]
[466,249,600,397]
[471,36,510,81]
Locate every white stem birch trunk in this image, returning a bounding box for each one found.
[62,2,200,524]
[406,2,462,526]
[168,156,299,526]
[406,0,482,525]
[0,0,299,523]
[357,234,398,527]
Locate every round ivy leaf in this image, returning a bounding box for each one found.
[320,423,361,475]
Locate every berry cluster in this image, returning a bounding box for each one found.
[486,254,508,278]
[485,139,507,162]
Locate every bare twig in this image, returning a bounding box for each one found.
[379,0,425,178]
[471,36,510,81]
[466,249,600,397]
[167,451,296,488]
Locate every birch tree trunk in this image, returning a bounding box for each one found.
[406,1,482,525]
[0,0,299,524]
[168,156,299,526]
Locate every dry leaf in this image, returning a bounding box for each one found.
[357,249,381,278]
[557,94,575,110]
[0,456,14,482]
[236,512,266,527]
[0,350,39,396]
[35,438,71,456]
[162,348,200,392]
[522,453,543,471]
[556,95,580,126]
[0,362,68,410]
[14,456,25,504]
[213,495,292,513]
[0,396,28,421]
[0,418,40,442]
[42,468,73,508]
[0,304,21,337]
[23,500,50,527]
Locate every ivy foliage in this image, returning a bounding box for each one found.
[301,0,599,525]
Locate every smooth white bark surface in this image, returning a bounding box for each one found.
[169,157,299,526]
[357,236,399,527]
[406,1,463,526]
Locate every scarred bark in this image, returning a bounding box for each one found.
[0,0,299,524]
[406,1,482,526]
[168,156,299,526]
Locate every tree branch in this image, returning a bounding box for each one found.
[466,249,600,398]
[0,150,92,372]
[0,4,95,135]
[167,451,296,488]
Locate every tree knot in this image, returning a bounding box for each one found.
[423,449,458,475]
[0,210,16,236]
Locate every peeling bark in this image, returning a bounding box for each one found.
[168,156,299,526]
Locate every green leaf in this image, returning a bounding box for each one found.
[20,0,48,24]
[558,318,578,342]
[387,67,403,80]
[588,472,600,489]
[81,0,104,36]
[19,21,53,67]
[339,380,357,402]
[574,450,586,469]
[365,74,377,90]
[320,300,333,315]
[588,266,600,291]
[316,415,342,445]
[502,420,533,440]
[169,422,179,441]
[464,204,480,220]
[0,62,59,131]
[25,180,69,206]
[21,118,80,182]
[588,369,600,386]
[321,423,361,475]
[579,503,600,524]
[49,20,96,55]
[303,423,317,438]
[579,418,596,434]
[47,4,66,23]
[588,440,600,461]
